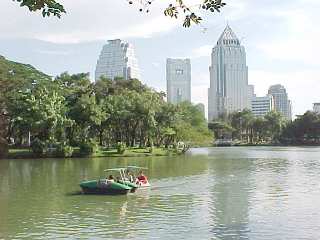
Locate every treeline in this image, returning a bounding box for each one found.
[1,71,211,157]
[281,111,320,145]
[209,109,320,145]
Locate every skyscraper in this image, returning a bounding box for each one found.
[251,95,274,117]
[268,84,292,120]
[95,39,140,81]
[166,58,191,104]
[208,25,250,121]
[313,103,320,114]
[247,84,255,109]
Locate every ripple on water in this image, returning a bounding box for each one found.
[3,147,320,239]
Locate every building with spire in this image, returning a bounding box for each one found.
[208,25,250,120]
[268,84,292,120]
[95,39,140,81]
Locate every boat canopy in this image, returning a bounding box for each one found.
[127,166,148,170]
[104,166,148,172]
[104,168,127,172]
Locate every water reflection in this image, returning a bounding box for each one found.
[209,157,252,239]
[1,147,320,239]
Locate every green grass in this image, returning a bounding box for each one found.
[8,148,34,158]
[7,146,177,159]
[92,147,172,157]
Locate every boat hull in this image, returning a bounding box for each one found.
[118,180,138,193]
[80,180,131,195]
[81,186,130,195]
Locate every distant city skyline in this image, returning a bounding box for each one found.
[0,0,319,118]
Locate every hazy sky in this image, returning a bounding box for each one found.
[0,0,319,117]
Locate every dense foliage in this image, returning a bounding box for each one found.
[280,111,320,145]
[13,0,226,27]
[209,109,320,145]
[0,56,211,157]
[209,109,287,144]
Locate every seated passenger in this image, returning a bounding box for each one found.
[136,171,148,184]
[107,175,114,183]
[127,171,134,183]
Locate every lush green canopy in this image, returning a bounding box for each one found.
[0,56,212,154]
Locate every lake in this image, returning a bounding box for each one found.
[1,147,320,239]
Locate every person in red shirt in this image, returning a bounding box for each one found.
[136,171,148,184]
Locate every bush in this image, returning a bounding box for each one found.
[79,140,98,156]
[116,142,126,154]
[148,146,154,154]
[0,138,8,159]
[56,144,74,158]
[31,138,46,156]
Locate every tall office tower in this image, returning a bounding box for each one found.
[208,25,250,121]
[268,84,292,120]
[251,95,274,117]
[247,84,255,109]
[95,39,140,81]
[313,103,320,113]
[166,58,191,104]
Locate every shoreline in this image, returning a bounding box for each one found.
[5,144,320,160]
[5,147,183,160]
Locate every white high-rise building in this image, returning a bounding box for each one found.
[313,103,320,113]
[251,95,274,117]
[268,84,292,120]
[247,84,255,109]
[208,25,250,120]
[95,39,140,81]
[166,58,191,104]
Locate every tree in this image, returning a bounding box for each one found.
[8,83,71,144]
[13,0,226,27]
[13,0,65,17]
[249,117,267,144]
[281,111,320,145]
[208,121,233,139]
[229,109,254,142]
[68,93,106,142]
[264,111,284,142]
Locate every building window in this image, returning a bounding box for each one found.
[176,69,184,75]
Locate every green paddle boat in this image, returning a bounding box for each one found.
[80,168,137,195]
[80,168,136,195]
[80,179,131,195]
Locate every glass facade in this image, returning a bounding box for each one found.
[251,95,274,117]
[95,39,140,81]
[268,84,292,120]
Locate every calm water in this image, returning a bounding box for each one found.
[1,147,320,239]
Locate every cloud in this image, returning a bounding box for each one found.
[257,8,320,66]
[35,50,71,56]
[0,0,180,43]
[1,0,319,117]
[191,45,212,59]
[192,84,209,118]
